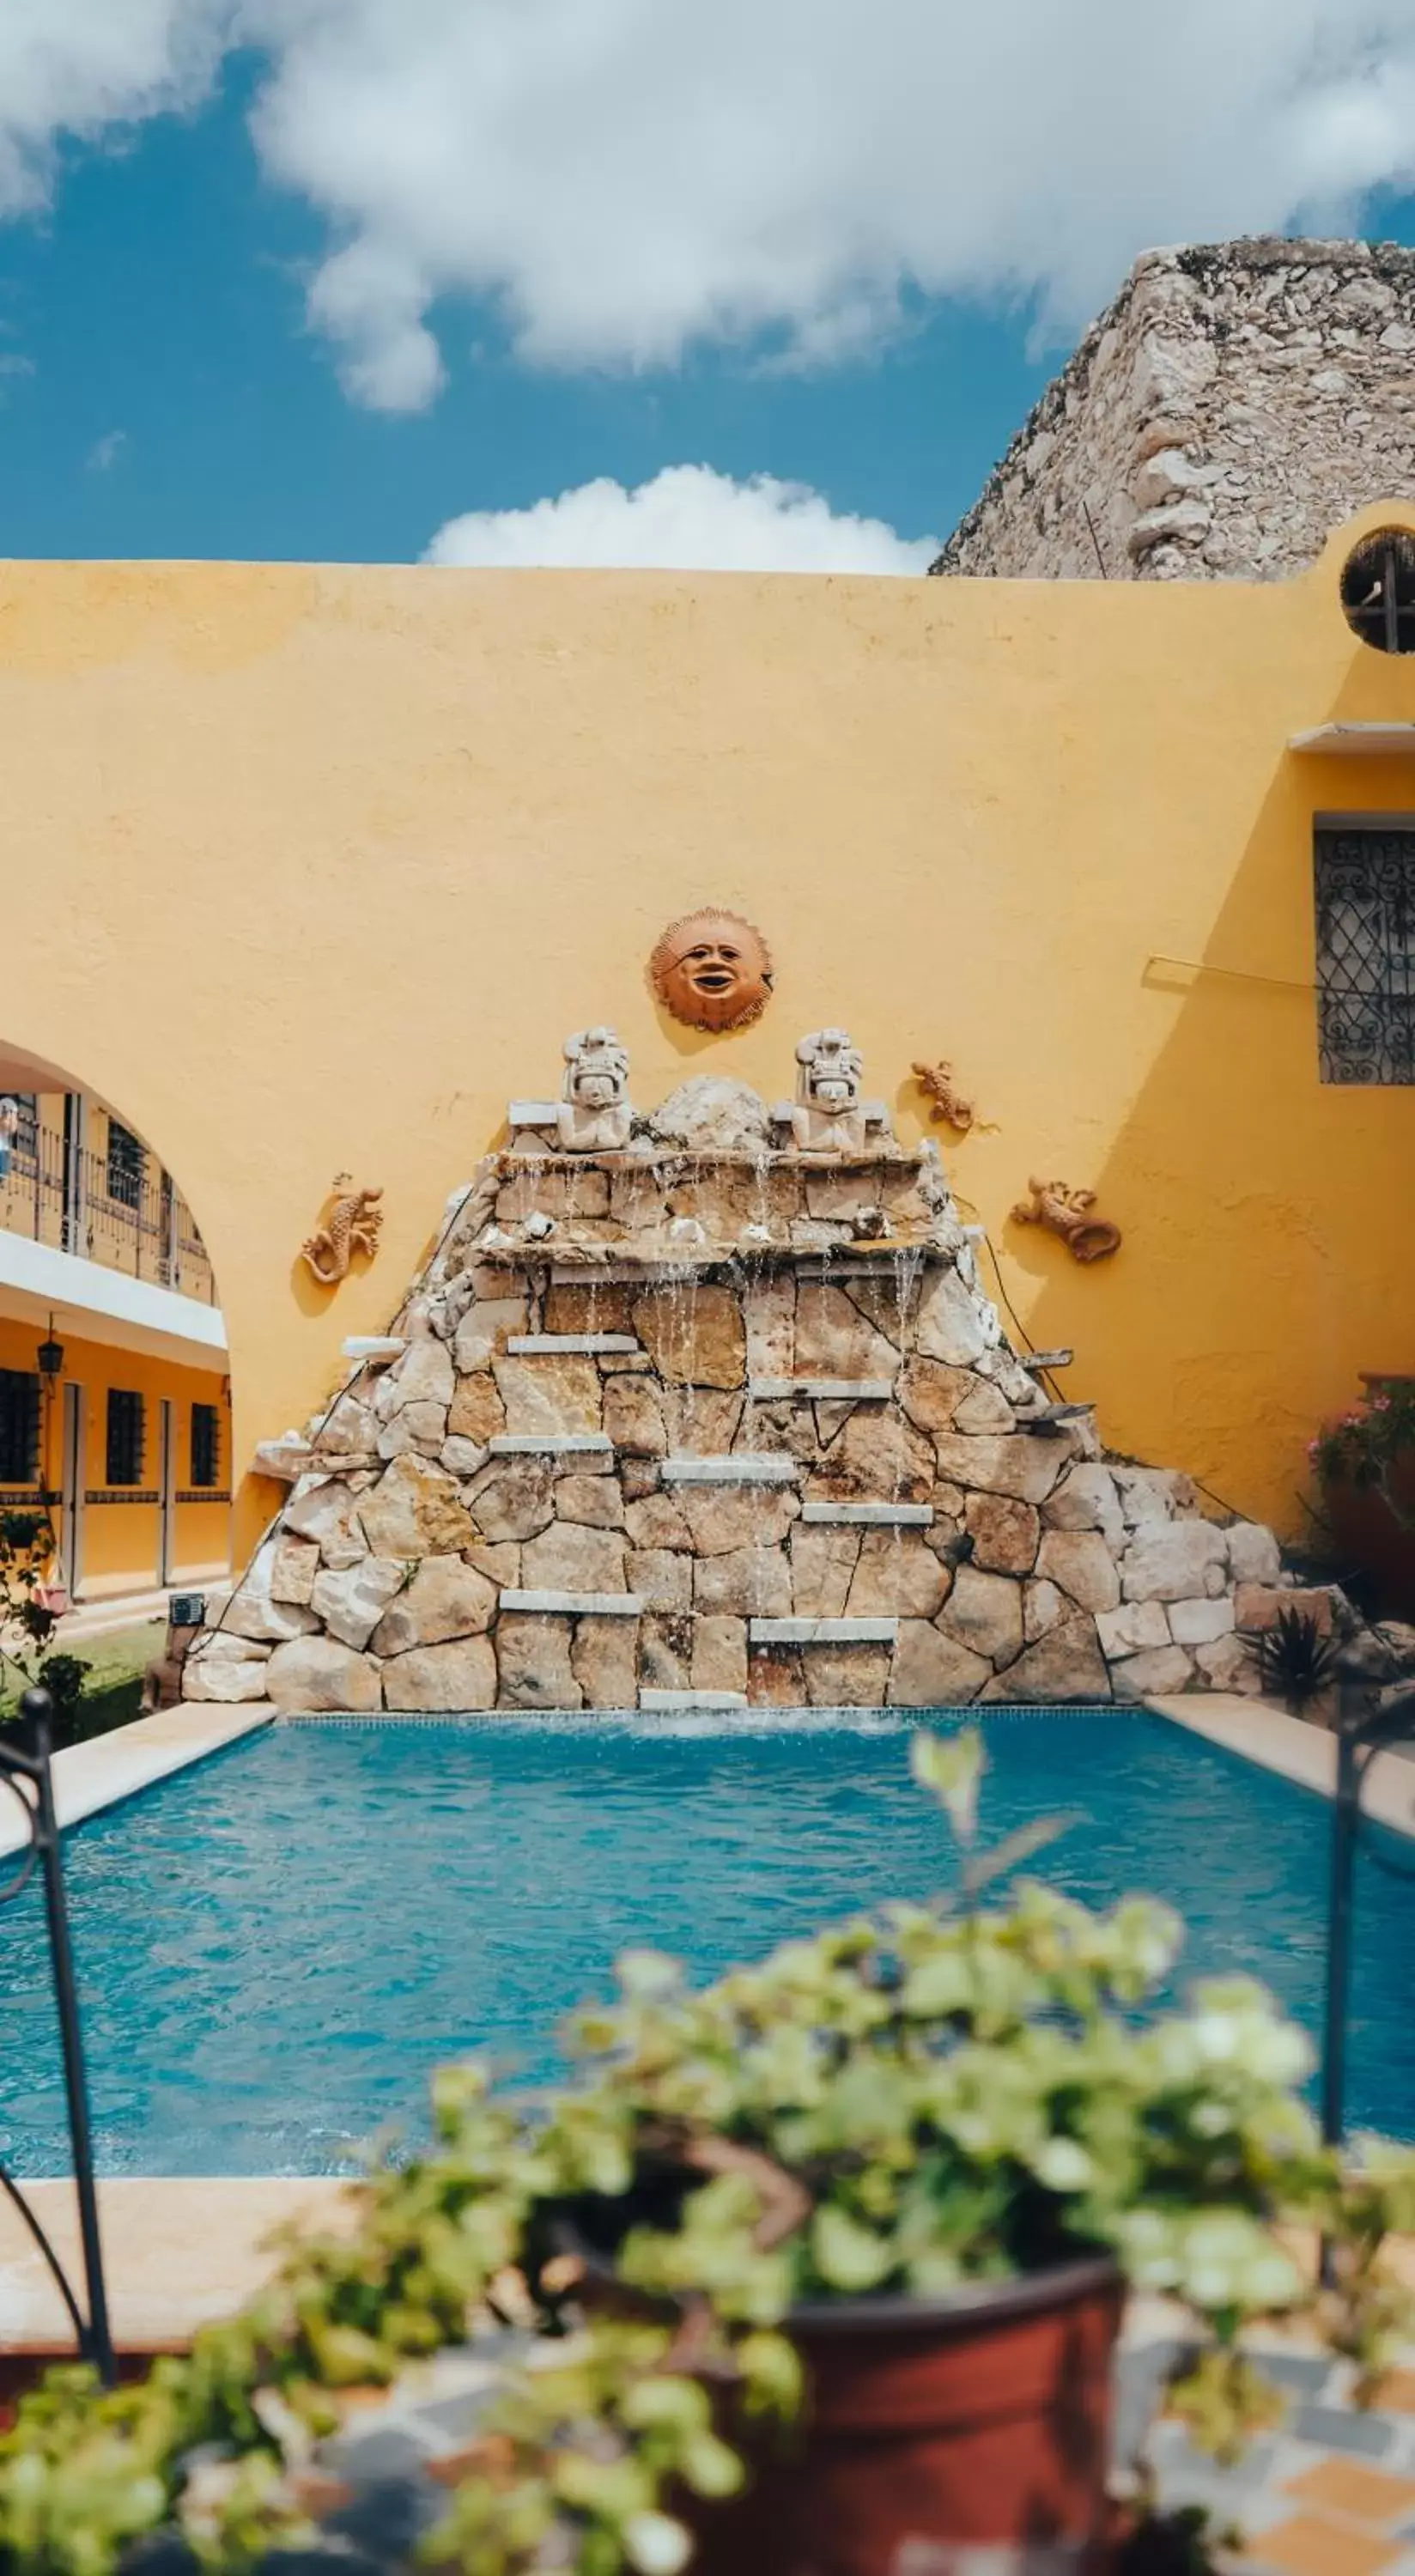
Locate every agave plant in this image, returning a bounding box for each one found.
[1245,1604,1342,1711]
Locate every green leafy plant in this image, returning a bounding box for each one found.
[1243,1605,1342,1711]
[1310,1384,1415,1533]
[0,1510,59,1703]
[2,1728,1412,2576]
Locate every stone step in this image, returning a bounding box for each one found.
[507,1334,645,1357]
[799,1501,934,1527]
[343,1334,407,1364]
[640,1690,750,1713]
[661,1455,801,1485]
[487,1434,613,1455]
[749,1377,894,1402]
[501,1590,645,1617]
[750,1617,900,1646]
[1020,1348,1074,1372]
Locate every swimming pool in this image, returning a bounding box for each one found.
[3,1709,1412,2174]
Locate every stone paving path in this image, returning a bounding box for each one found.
[286,2327,1415,2574]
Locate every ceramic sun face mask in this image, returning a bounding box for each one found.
[650,909,774,1033]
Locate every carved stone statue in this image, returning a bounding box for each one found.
[301,1177,384,1284]
[778,1029,892,1154]
[1011,1176,1121,1263]
[558,1027,634,1151]
[650,909,774,1033]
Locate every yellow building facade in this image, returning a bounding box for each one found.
[3,509,1414,1562]
[0,1076,230,1603]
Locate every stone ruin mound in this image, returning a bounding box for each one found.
[185,1036,1287,1715]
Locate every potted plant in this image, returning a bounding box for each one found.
[1310,1381,1415,1621]
[3,1730,1412,2576]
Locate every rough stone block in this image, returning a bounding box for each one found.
[1110,1645,1196,1698]
[544,1281,639,1336]
[466,1539,519,1587]
[915,1267,993,1367]
[1096,1600,1171,1660]
[1041,1464,1125,1545]
[804,1643,892,1708]
[358,1455,475,1557]
[265,1635,382,1713]
[373,1340,453,1419]
[793,1284,899,1382]
[312,1556,410,1650]
[572,1618,639,1711]
[603,1376,667,1456]
[964,1492,1039,1577]
[493,1354,603,1438]
[522,1522,627,1595]
[1113,1465,1193,1528]
[1035,1528,1121,1614]
[447,1374,507,1447]
[1121,1522,1228,1604]
[556,1474,626,1529]
[632,1285,745,1389]
[224,1542,320,1644]
[465,1455,555,1543]
[747,1644,807,1706]
[454,1297,530,1374]
[382,1637,497,1711]
[847,1528,950,1619]
[1194,1633,1261,1693]
[370,1556,497,1654]
[270,1535,320,1607]
[376,1401,448,1460]
[640,1613,693,1690]
[625,1492,691,1551]
[183,1634,273,1702]
[897,1358,977,1435]
[284,1476,371,1567]
[982,1616,1110,1704]
[1234,1584,1335,1634]
[495,1613,583,1709]
[790,1524,861,1618]
[811,1411,935,1504]
[697,1548,793,1618]
[1226,1523,1283,1586]
[743,1276,796,1380]
[441,1437,489,1479]
[660,1388,744,1456]
[931,1434,1066,1506]
[691,1614,749,1696]
[886,1620,991,1708]
[677,1485,799,1555]
[937,1564,1024,1664]
[1023,1579,1066,1642]
[628,1549,694,1612]
[1168,1596,1236,1647]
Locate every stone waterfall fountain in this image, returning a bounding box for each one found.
[185,1030,1284,1714]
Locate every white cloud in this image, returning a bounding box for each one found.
[11,2,1415,408]
[424,465,937,573]
[86,429,127,471]
[0,2,227,216]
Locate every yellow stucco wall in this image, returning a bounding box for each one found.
[3,508,1414,1555]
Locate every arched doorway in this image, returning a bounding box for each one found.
[0,1044,229,1616]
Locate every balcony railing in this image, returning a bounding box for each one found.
[0,1133,217,1307]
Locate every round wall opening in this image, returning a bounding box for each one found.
[1339,527,1415,653]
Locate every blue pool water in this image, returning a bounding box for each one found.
[3,1709,1412,2175]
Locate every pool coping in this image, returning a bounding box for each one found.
[0,1703,277,1859]
[1151,1693,1415,1842]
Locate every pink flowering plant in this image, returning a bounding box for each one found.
[1309,1381,1415,1534]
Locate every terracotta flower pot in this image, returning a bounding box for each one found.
[1322,1455,1415,1622]
[683,2254,1124,2576]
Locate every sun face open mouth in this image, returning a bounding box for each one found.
[650,909,774,1032]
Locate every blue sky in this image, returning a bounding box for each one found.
[3,4,1415,568]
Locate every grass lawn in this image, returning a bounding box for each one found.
[0,1619,161,1744]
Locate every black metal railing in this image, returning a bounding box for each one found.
[0,1687,114,2383]
[0,1131,216,1307]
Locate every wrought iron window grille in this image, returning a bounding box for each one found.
[0,1689,114,2382]
[105,1388,145,1488]
[0,1367,40,1485]
[190,1401,221,1491]
[1314,825,1415,1084]
[1339,528,1415,655]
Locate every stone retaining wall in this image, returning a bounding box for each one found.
[931,238,1415,583]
